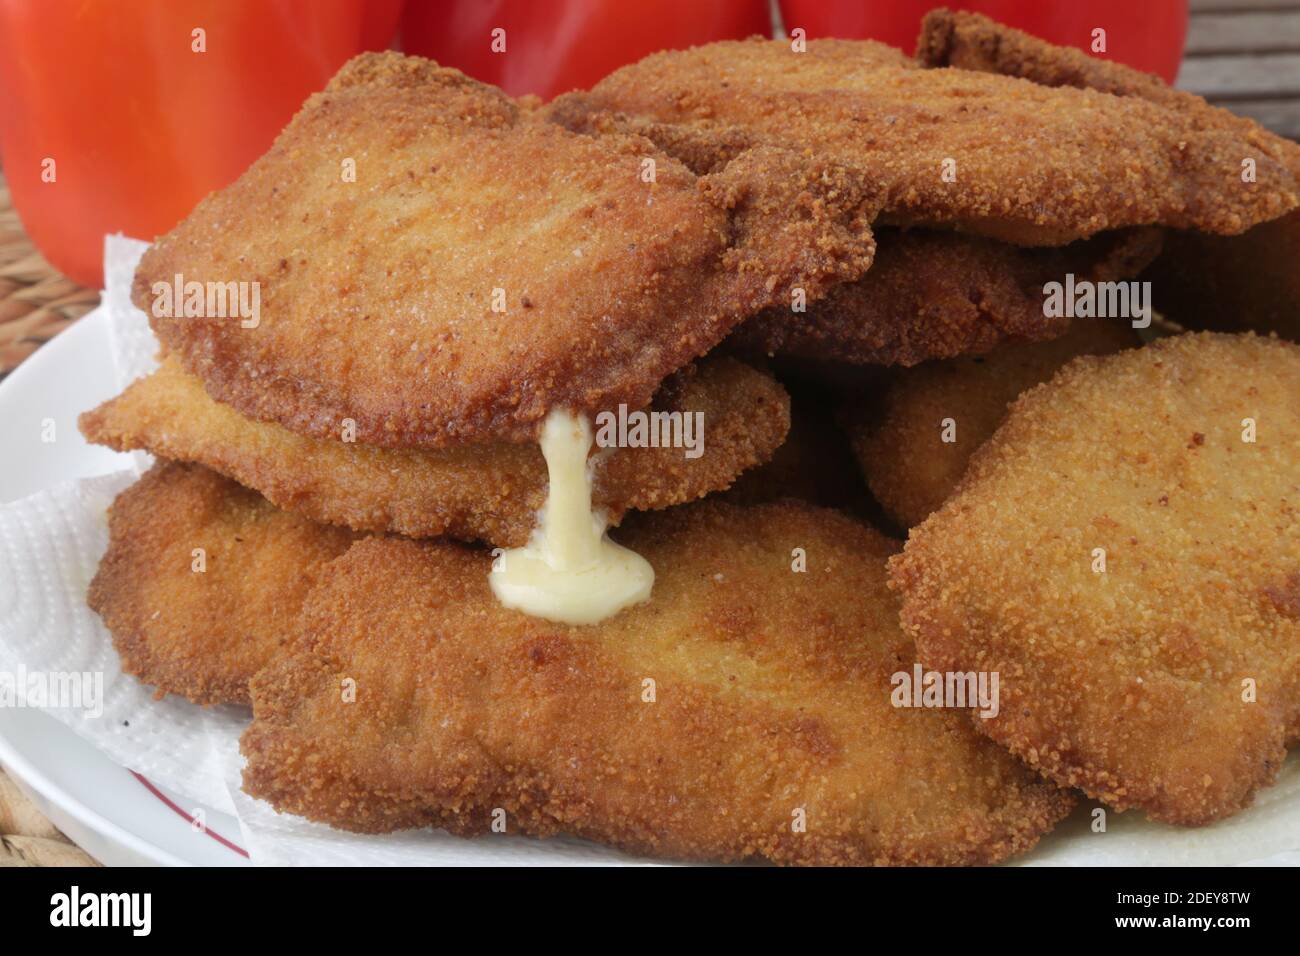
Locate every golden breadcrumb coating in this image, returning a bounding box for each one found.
[243,501,1073,865]
[79,354,789,547]
[88,462,355,706]
[734,227,1160,366]
[846,318,1138,528]
[890,333,1300,825]
[548,37,1299,245]
[135,52,875,450]
[917,9,1243,116]
[916,9,1300,344]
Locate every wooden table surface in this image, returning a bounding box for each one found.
[1,0,1297,867]
[1182,0,1300,138]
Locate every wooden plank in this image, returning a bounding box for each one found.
[1176,52,1300,95]
[1186,11,1300,53]
[1174,3,1300,139]
[1202,96,1300,136]
[1192,0,1300,13]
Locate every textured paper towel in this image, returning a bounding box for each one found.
[0,234,1296,865]
[102,234,158,386]
[0,472,241,814]
[102,234,158,477]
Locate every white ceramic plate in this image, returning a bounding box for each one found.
[0,307,248,866]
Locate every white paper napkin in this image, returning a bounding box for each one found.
[0,472,240,815]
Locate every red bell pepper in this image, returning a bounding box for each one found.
[0,0,402,287]
[400,0,772,100]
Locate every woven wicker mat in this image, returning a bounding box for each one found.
[0,174,100,379]
[1,774,97,867]
[0,173,100,866]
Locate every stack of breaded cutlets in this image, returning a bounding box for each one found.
[80,11,1300,864]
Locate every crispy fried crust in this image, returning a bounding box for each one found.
[547,37,1299,245]
[733,227,1161,366]
[242,501,1073,865]
[916,9,1300,344]
[79,355,790,547]
[845,318,1139,528]
[136,52,875,450]
[890,334,1300,825]
[87,463,355,706]
[918,9,1212,111]
[919,8,1300,163]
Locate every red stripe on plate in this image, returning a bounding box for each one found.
[131,771,249,859]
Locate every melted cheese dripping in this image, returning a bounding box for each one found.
[489,409,654,624]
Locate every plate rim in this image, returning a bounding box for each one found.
[0,308,248,867]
